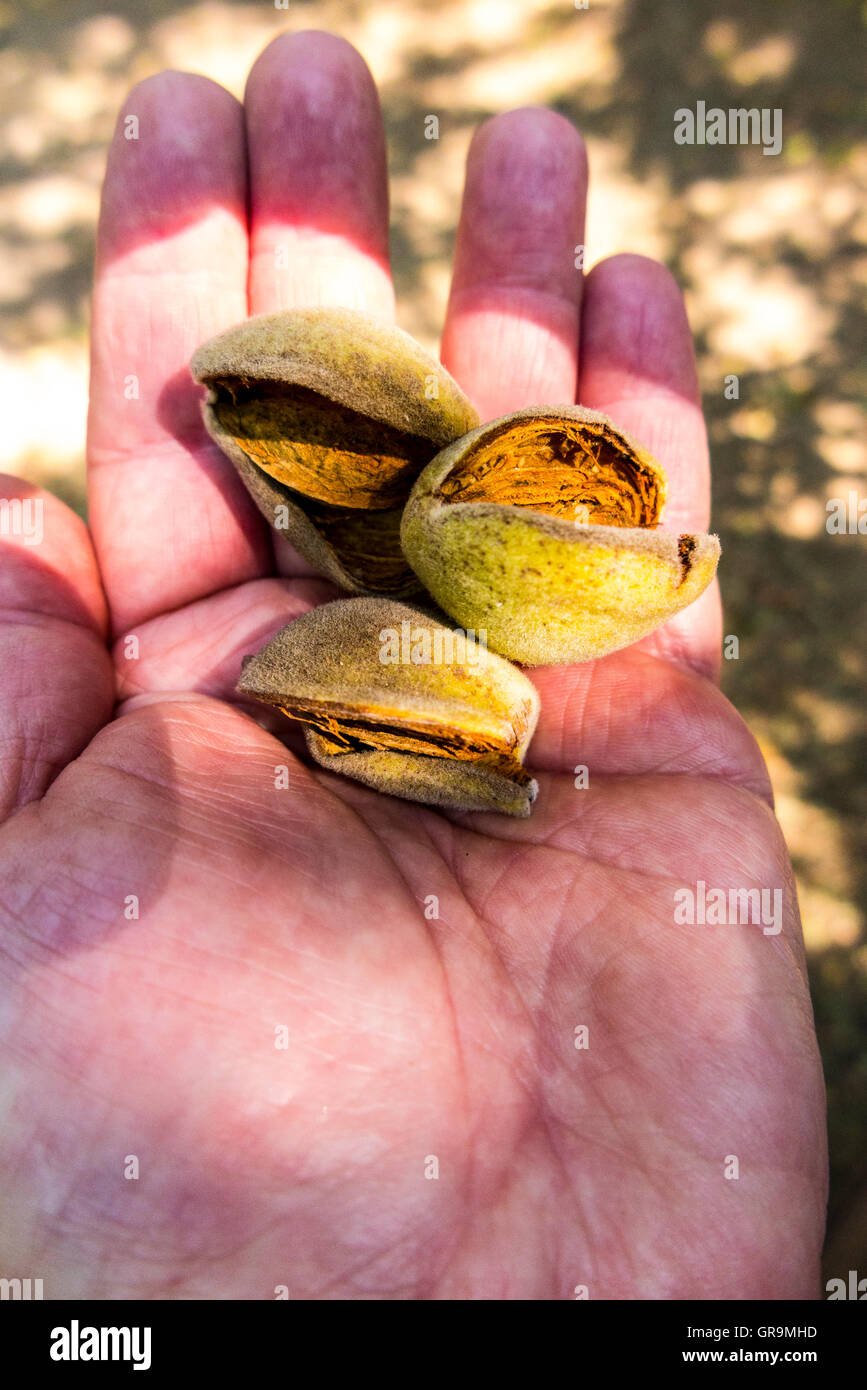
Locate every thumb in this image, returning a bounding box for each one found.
[0,478,114,821]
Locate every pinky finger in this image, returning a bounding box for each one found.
[578,254,722,678]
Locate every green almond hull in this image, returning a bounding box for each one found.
[400,410,720,666]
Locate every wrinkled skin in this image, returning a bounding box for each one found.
[0,32,825,1299]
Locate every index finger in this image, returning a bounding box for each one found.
[87,72,271,636]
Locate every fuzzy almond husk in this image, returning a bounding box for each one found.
[190,307,479,511]
[400,405,720,665]
[237,597,540,816]
[190,308,476,593]
[224,446,420,596]
[303,739,537,816]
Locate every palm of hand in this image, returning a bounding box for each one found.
[0,34,825,1300]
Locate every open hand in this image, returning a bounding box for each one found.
[0,32,826,1299]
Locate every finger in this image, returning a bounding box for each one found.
[441,107,587,420]
[578,253,721,676]
[245,31,394,319]
[244,31,395,577]
[112,574,336,758]
[0,479,114,821]
[526,646,771,800]
[579,254,710,533]
[636,582,722,677]
[241,33,394,575]
[113,575,336,707]
[88,72,271,636]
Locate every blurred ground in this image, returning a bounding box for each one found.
[1,0,865,1285]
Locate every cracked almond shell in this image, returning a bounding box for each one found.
[237,597,540,816]
[400,405,721,665]
[190,308,479,595]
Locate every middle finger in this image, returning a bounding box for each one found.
[243,31,395,577]
[440,107,588,420]
[245,31,394,320]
